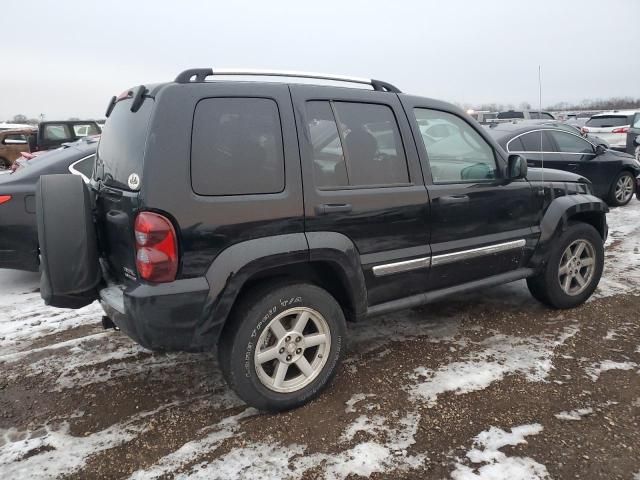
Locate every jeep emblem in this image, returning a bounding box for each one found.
[128,173,140,190]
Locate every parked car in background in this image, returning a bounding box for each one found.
[467,110,498,124]
[626,112,640,159]
[497,110,555,120]
[487,122,640,206]
[0,137,97,271]
[36,68,608,411]
[582,111,637,151]
[0,122,34,131]
[0,127,36,170]
[34,120,101,150]
[0,120,100,170]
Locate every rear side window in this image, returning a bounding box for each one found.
[305,101,409,188]
[517,131,554,152]
[191,98,285,196]
[633,113,640,128]
[71,155,96,179]
[548,130,594,154]
[586,115,631,128]
[73,124,100,137]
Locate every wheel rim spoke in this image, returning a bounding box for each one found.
[272,361,288,388]
[575,272,587,287]
[270,319,287,340]
[581,257,594,267]
[304,333,327,348]
[295,357,314,377]
[574,242,585,258]
[562,274,572,292]
[256,346,280,365]
[293,311,310,334]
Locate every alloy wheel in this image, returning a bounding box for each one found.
[614,174,634,204]
[558,239,596,296]
[254,307,331,393]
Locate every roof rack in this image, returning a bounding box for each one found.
[174,68,401,93]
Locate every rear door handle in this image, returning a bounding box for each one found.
[439,195,469,205]
[315,203,353,215]
[567,163,578,167]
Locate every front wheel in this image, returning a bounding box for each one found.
[218,283,346,411]
[527,223,604,309]
[608,171,635,206]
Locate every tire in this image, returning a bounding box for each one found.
[608,171,635,206]
[36,174,101,308]
[0,157,10,171]
[527,222,604,309]
[218,282,346,411]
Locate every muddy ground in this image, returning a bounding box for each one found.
[1,202,639,480]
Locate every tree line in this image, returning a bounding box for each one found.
[463,97,640,113]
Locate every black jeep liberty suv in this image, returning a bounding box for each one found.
[36,68,608,411]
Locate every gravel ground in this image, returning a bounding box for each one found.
[1,202,639,480]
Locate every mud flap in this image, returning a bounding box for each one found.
[36,175,101,308]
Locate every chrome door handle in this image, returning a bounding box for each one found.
[440,195,469,205]
[315,203,353,215]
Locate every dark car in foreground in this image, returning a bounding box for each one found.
[36,69,608,411]
[486,122,640,206]
[0,138,97,271]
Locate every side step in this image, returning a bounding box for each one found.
[366,268,535,317]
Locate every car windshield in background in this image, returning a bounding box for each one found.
[586,115,632,127]
[96,98,153,190]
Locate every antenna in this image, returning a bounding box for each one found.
[539,65,544,185]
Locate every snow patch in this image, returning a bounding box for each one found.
[585,360,638,381]
[451,424,549,480]
[410,326,578,405]
[129,408,258,480]
[345,393,376,413]
[554,408,593,421]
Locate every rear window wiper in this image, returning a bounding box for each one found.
[104,85,149,117]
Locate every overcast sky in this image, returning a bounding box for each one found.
[1,0,638,120]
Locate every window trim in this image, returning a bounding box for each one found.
[506,128,596,155]
[68,154,96,184]
[308,99,413,191]
[413,107,500,185]
[189,96,287,197]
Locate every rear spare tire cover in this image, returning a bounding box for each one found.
[36,174,101,308]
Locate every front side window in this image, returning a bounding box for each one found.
[305,101,409,188]
[517,131,554,152]
[191,98,285,196]
[414,108,497,183]
[548,130,594,154]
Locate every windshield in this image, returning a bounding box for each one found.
[95,97,153,190]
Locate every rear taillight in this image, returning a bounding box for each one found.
[134,211,178,283]
[612,127,629,134]
[0,195,11,205]
[581,127,589,134]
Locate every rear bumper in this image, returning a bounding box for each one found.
[99,276,216,352]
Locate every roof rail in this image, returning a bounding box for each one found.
[174,68,401,93]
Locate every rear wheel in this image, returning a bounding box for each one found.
[218,283,346,411]
[608,171,635,206]
[527,223,604,309]
[0,157,10,170]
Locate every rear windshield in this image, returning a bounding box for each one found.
[497,111,524,119]
[585,115,632,128]
[95,98,153,190]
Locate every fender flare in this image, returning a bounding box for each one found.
[197,232,367,343]
[531,194,608,267]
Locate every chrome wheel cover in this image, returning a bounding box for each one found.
[254,307,331,393]
[615,174,634,204]
[558,239,596,296]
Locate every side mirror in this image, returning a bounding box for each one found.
[3,138,28,145]
[507,154,528,180]
[595,144,607,155]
